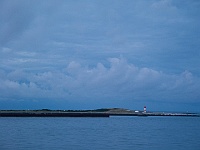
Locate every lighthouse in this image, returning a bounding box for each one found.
[144,106,146,113]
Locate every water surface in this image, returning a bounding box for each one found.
[0,116,200,150]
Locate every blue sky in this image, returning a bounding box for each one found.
[0,0,200,112]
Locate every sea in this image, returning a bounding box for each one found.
[0,116,200,150]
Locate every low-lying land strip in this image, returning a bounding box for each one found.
[0,108,199,117]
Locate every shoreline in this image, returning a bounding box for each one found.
[0,108,199,117]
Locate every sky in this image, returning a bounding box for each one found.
[0,0,200,112]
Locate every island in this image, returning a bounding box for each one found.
[0,108,199,117]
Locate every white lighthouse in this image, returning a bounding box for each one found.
[144,106,146,113]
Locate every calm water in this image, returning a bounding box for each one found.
[0,116,200,150]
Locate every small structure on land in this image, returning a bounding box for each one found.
[144,106,146,113]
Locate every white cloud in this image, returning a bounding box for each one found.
[16,51,37,57]
[152,0,174,9]
[0,58,199,103]
[1,47,12,53]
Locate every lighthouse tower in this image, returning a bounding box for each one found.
[144,106,146,113]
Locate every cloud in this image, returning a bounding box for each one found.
[0,0,36,46]
[0,1,200,110]
[152,0,174,9]
[0,58,199,104]
[1,47,12,53]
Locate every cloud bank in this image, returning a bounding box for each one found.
[0,58,199,104]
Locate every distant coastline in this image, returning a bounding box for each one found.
[0,108,199,117]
